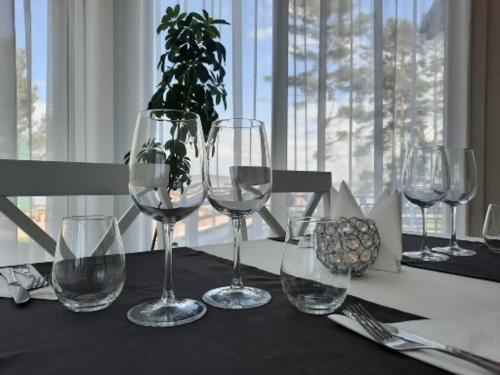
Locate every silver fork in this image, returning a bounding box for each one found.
[343,303,500,374]
[30,273,49,290]
[14,266,49,290]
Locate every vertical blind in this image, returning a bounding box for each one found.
[284,0,448,233]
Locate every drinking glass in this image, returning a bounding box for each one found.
[127,109,206,327]
[402,146,450,261]
[52,215,126,312]
[433,148,478,256]
[281,217,351,315]
[203,118,272,309]
[483,204,500,254]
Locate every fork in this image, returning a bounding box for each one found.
[30,273,49,290]
[343,303,500,374]
[14,266,50,290]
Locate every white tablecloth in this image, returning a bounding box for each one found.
[194,239,500,320]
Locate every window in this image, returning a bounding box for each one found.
[0,0,467,257]
[285,0,447,234]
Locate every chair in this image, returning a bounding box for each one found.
[0,159,140,256]
[0,160,332,250]
[247,169,332,239]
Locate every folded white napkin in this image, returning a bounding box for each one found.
[0,265,56,300]
[331,181,402,272]
[329,313,500,375]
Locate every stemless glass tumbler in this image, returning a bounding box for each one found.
[281,217,351,315]
[402,146,450,262]
[52,215,126,312]
[483,204,500,254]
[203,118,272,309]
[127,109,206,327]
[433,148,478,256]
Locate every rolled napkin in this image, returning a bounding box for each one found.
[330,312,500,375]
[331,181,402,272]
[0,265,56,301]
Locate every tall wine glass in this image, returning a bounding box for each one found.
[433,148,478,256]
[127,109,206,327]
[402,146,450,262]
[203,118,272,309]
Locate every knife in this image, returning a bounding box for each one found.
[0,268,30,304]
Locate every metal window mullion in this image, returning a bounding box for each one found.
[317,0,328,172]
[303,0,308,170]
[23,0,32,160]
[348,0,354,187]
[271,0,288,170]
[392,0,399,183]
[410,0,417,144]
[232,0,242,165]
[373,0,384,197]
[252,0,259,163]
[271,0,289,226]
[293,0,297,170]
[253,0,258,119]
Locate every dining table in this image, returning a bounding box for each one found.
[1,234,500,375]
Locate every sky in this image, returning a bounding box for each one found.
[15,0,48,103]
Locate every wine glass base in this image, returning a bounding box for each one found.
[403,251,450,262]
[202,286,271,310]
[127,298,206,327]
[432,246,476,257]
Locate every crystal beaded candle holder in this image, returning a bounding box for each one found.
[314,217,380,276]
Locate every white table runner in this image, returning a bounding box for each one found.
[195,239,500,320]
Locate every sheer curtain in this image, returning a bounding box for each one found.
[0,0,18,254]
[157,0,274,246]
[0,0,471,257]
[281,0,470,235]
[0,0,155,258]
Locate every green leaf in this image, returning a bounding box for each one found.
[173,4,180,16]
[191,12,204,21]
[196,65,210,82]
[213,19,230,25]
[129,7,230,193]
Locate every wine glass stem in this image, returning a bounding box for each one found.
[231,217,243,289]
[449,205,458,248]
[160,220,176,304]
[420,206,432,254]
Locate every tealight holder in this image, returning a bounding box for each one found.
[314,217,380,276]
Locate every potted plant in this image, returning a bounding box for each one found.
[126,6,229,249]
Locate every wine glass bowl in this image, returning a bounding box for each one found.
[206,166,272,217]
[433,148,478,256]
[203,118,272,309]
[127,109,207,327]
[402,146,450,262]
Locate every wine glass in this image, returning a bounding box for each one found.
[433,148,478,256]
[402,146,450,262]
[203,118,272,309]
[127,109,206,327]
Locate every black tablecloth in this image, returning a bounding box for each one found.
[271,234,500,283]
[402,234,500,283]
[0,247,447,375]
